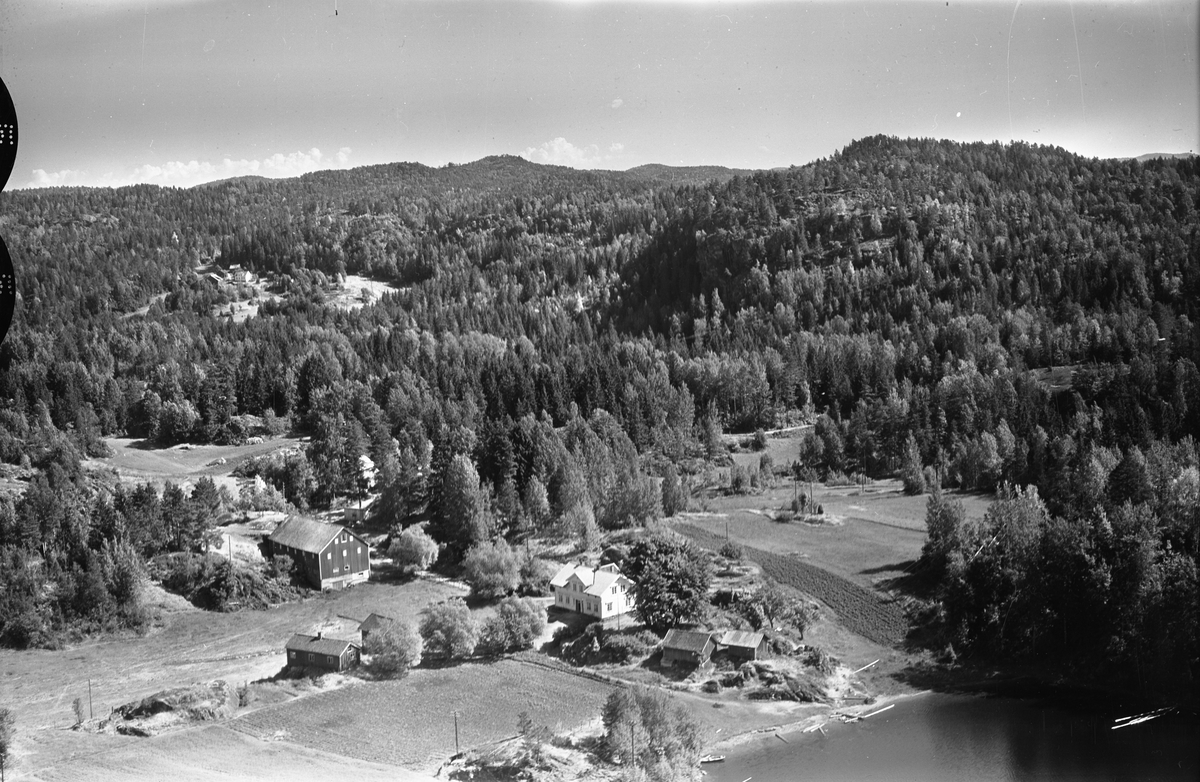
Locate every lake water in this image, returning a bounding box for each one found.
[704,692,1198,782]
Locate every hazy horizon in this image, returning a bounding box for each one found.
[4,0,1197,190]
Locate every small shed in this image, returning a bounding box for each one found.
[343,496,376,525]
[285,633,360,672]
[661,629,716,668]
[717,630,768,662]
[358,612,392,646]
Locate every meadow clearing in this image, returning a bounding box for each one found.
[230,659,618,774]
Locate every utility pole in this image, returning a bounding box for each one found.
[453,711,460,756]
[629,722,635,766]
[88,679,93,719]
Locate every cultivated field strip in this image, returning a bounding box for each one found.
[674,523,908,646]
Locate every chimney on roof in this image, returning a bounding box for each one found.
[316,631,322,640]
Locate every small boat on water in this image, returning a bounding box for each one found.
[699,754,726,763]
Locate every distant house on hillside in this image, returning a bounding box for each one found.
[550,562,635,619]
[285,633,360,672]
[268,516,370,590]
[661,629,716,668]
[716,629,767,663]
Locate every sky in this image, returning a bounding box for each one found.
[1,0,1196,189]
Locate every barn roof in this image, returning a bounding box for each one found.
[718,630,765,649]
[359,613,391,634]
[286,633,358,656]
[662,629,715,654]
[269,516,346,554]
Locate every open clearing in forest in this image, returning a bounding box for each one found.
[687,478,992,591]
[328,275,400,310]
[231,659,617,773]
[2,578,466,778]
[87,436,304,489]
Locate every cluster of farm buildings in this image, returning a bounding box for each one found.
[266,515,766,674]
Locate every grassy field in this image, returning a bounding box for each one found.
[87,436,305,492]
[231,659,617,773]
[1,577,466,778]
[686,478,991,591]
[26,724,436,782]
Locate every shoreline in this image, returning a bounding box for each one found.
[706,689,927,753]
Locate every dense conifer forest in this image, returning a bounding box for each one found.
[0,136,1196,697]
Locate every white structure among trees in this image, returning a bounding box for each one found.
[550,562,635,619]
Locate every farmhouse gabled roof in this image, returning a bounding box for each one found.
[662,629,715,654]
[359,612,391,634]
[550,563,630,596]
[718,630,765,649]
[286,633,358,656]
[269,516,347,554]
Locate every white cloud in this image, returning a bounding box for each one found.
[20,147,354,189]
[611,98,624,109]
[519,138,625,169]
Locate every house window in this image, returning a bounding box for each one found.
[326,552,332,559]
[308,653,315,662]
[357,547,362,554]
[289,650,296,658]
[606,602,612,612]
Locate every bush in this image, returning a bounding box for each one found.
[602,629,659,664]
[729,464,751,494]
[718,540,745,562]
[752,429,769,451]
[477,597,546,656]
[266,554,293,581]
[824,470,853,487]
[418,598,478,660]
[462,539,520,599]
[365,617,423,676]
[517,550,554,596]
[389,526,439,576]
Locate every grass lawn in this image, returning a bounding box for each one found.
[230,659,618,773]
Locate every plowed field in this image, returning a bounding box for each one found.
[675,524,908,647]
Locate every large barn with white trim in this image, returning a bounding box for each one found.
[268,516,371,590]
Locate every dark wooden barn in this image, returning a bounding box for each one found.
[661,629,716,668]
[717,630,768,662]
[268,516,371,590]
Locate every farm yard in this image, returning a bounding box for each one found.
[230,659,618,773]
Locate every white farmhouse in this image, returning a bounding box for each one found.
[550,562,636,619]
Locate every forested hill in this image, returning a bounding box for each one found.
[0,136,1197,696]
